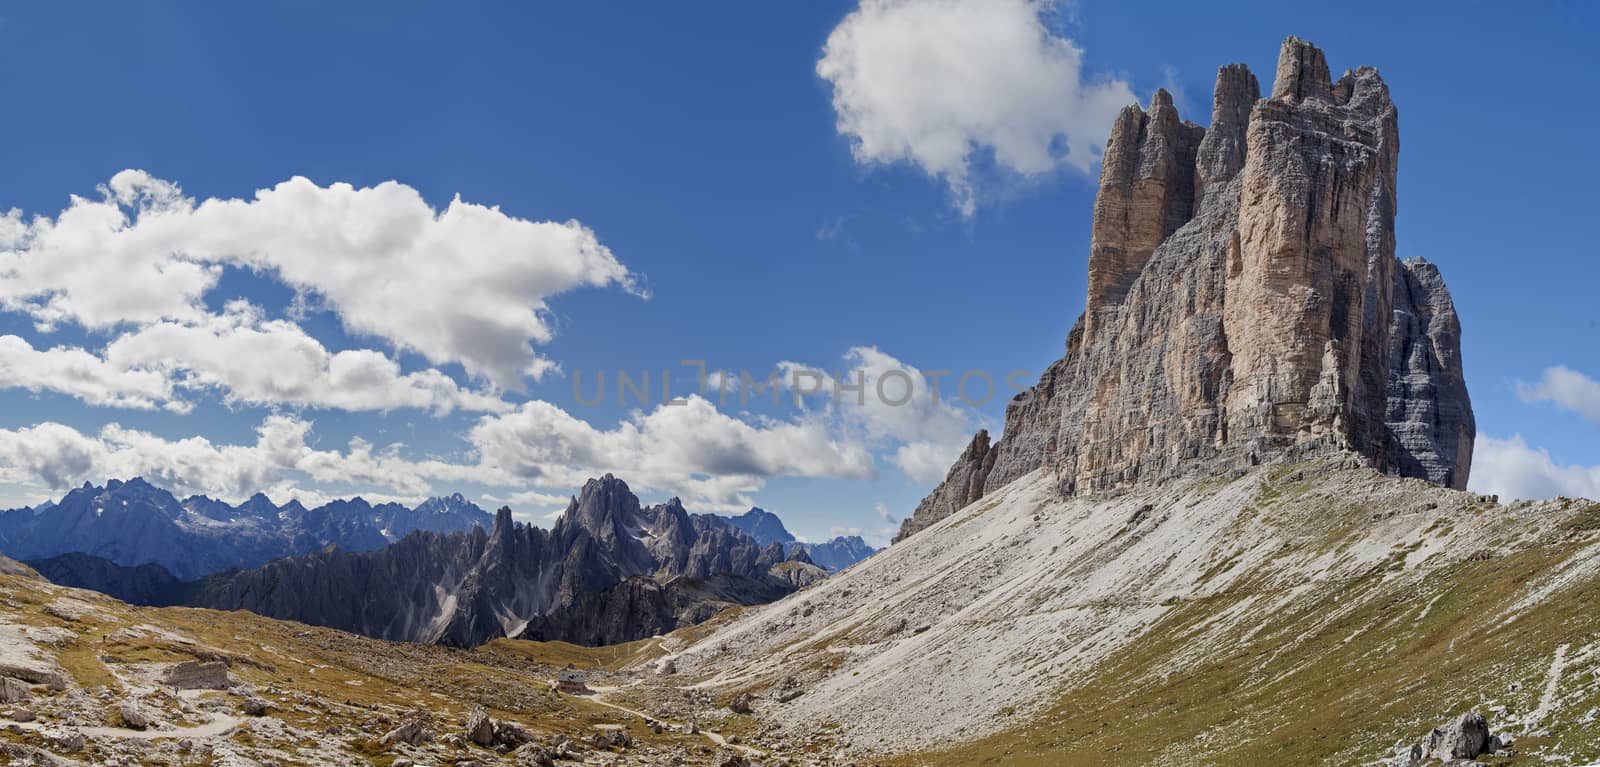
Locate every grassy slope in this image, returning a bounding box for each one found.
[0,572,699,765]
[892,486,1600,766]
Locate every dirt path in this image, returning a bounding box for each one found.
[6,712,241,741]
[586,684,763,757]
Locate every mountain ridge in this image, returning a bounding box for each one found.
[0,477,496,579]
[30,475,832,647]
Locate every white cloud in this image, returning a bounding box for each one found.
[103,301,508,415]
[817,0,1134,213]
[0,335,178,411]
[482,490,573,524]
[777,346,977,483]
[890,441,963,485]
[0,394,881,516]
[1517,366,1600,424]
[0,171,639,388]
[1469,434,1600,502]
[469,395,876,511]
[0,341,977,516]
[0,415,503,505]
[485,490,572,509]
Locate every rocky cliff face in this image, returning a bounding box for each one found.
[900,37,1473,541]
[187,475,815,647]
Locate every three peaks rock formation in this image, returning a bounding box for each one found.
[900,37,1474,542]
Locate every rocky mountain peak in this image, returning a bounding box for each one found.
[1271,35,1333,103]
[725,506,796,547]
[490,506,514,535]
[563,474,640,534]
[900,37,1474,541]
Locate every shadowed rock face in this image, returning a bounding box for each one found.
[901,37,1474,540]
[185,475,813,647]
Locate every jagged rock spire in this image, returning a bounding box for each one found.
[1195,63,1260,203]
[900,37,1474,541]
[1085,88,1205,331]
[1272,35,1334,103]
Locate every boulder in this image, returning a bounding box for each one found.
[512,743,556,767]
[589,728,633,750]
[0,677,30,704]
[729,692,754,715]
[712,751,751,767]
[241,697,270,716]
[1394,710,1502,764]
[464,705,496,747]
[1424,711,1489,760]
[381,719,425,746]
[117,699,150,730]
[45,728,84,752]
[0,663,66,692]
[162,661,234,690]
[494,719,533,748]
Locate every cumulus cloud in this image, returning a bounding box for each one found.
[0,340,975,515]
[0,171,639,388]
[0,416,369,500]
[0,392,883,515]
[776,346,977,484]
[0,415,511,505]
[1469,434,1600,502]
[483,490,573,524]
[104,301,508,415]
[1517,366,1600,424]
[0,335,178,411]
[817,0,1135,213]
[469,395,876,511]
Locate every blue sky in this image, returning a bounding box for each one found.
[0,1,1596,543]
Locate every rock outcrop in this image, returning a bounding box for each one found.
[900,37,1474,540]
[161,661,234,690]
[1394,711,1508,764]
[894,430,996,542]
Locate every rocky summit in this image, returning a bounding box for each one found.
[899,36,1473,542]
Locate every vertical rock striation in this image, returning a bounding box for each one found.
[899,37,1474,541]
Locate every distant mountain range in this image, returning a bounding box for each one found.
[0,478,492,580]
[0,478,876,583]
[6,475,877,647]
[722,507,878,573]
